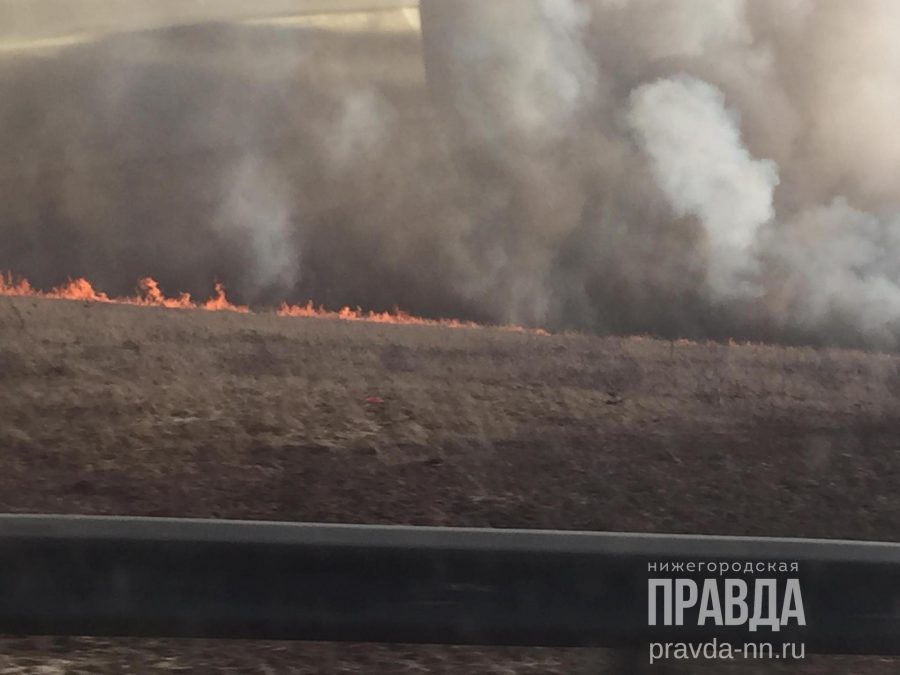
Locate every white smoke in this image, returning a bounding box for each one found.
[439,0,595,145]
[216,157,299,295]
[768,199,900,346]
[596,0,751,60]
[326,89,397,171]
[628,75,778,300]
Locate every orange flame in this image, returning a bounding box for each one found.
[0,273,247,313]
[0,274,35,297]
[1,272,548,334]
[278,301,548,334]
[277,301,479,328]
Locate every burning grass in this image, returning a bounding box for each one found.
[0,273,248,313]
[0,272,548,333]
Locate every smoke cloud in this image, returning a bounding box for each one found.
[627,75,779,300]
[3,0,900,348]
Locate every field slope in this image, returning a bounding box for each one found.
[2,295,898,538]
[0,296,899,672]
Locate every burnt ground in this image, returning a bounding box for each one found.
[0,296,898,672]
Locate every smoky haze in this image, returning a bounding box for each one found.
[2,0,900,348]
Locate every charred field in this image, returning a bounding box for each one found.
[0,295,899,672]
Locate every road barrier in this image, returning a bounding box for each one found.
[0,515,897,654]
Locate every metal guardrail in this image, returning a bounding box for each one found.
[0,515,898,654]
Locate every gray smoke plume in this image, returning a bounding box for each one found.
[3,0,900,347]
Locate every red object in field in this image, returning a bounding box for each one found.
[365,396,385,405]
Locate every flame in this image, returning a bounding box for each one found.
[0,272,548,333]
[133,277,194,309]
[0,274,36,297]
[277,300,479,328]
[278,301,549,334]
[0,272,247,313]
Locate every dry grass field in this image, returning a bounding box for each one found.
[1,295,899,672]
